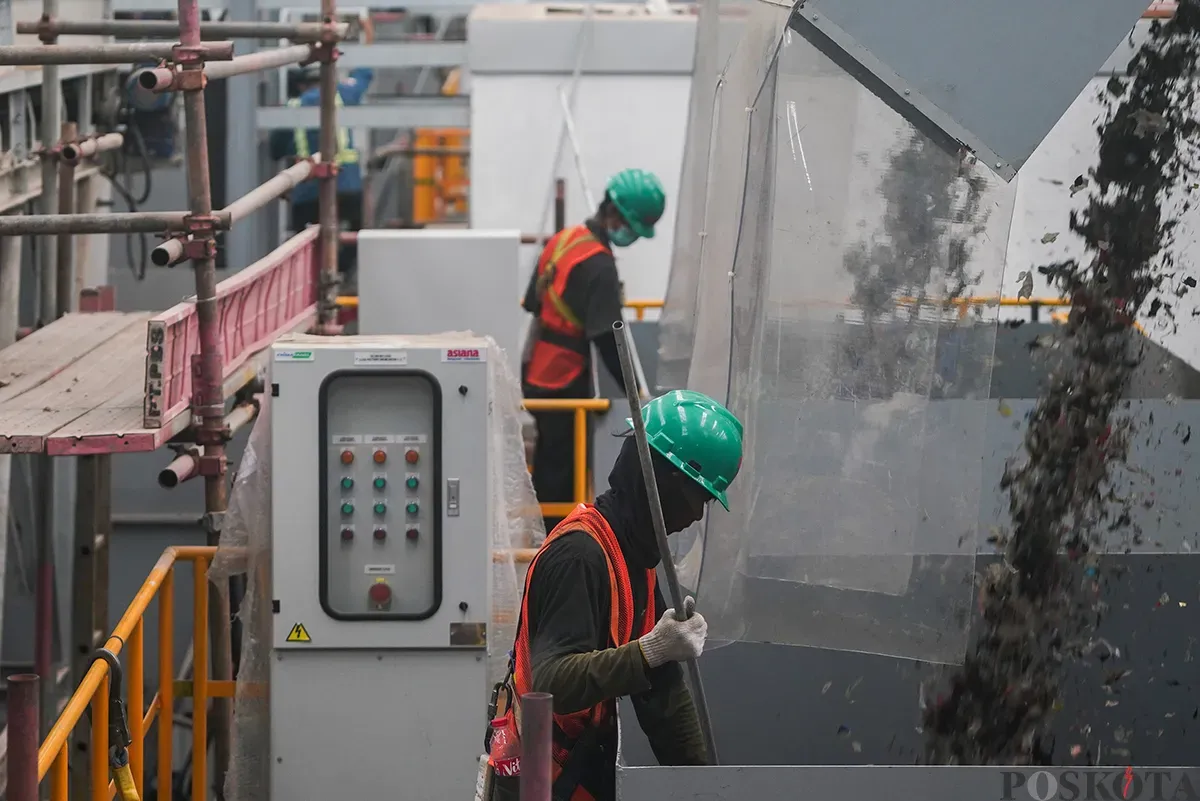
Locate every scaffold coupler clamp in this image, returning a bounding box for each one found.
[89,646,142,801]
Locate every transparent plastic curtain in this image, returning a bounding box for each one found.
[656,0,724,393]
[692,20,1016,665]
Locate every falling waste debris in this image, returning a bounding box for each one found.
[921,2,1200,765]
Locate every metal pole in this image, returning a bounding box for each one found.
[611,320,719,764]
[519,692,553,801]
[0,211,230,235]
[0,226,22,686]
[222,0,261,276]
[7,673,40,801]
[176,0,233,795]
[16,18,346,42]
[60,132,123,164]
[37,5,60,331]
[55,120,76,319]
[158,402,259,488]
[316,0,340,333]
[153,159,318,266]
[0,41,234,65]
[137,44,313,91]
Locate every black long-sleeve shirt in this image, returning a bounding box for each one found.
[522,222,627,394]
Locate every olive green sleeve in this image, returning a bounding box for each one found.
[531,641,653,715]
[629,662,707,765]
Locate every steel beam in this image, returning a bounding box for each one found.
[257,97,470,130]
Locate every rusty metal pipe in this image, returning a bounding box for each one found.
[177,0,233,791]
[7,674,39,801]
[160,399,261,487]
[224,157,316,223]
[0,211,230,235]
[519,693,553,801]
[316,0,341,333]
[138,44,314,91]
[151,237,187,268]
[17,19,347,42]
[55,122,77,318]
[61,132,124,165]
[0,41,234,65]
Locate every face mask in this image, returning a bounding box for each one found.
[609,226,638,248]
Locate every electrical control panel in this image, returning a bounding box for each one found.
[322,373,441,619]
[269,334,492,650]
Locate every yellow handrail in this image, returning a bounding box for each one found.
[38,546,221,801]
[523,398,611,520]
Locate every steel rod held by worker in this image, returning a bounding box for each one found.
[519,693,554,801]
[61,132,124,164]
[7,674,39,801]
[17,18,347,42]
[0,211,230,236]
[612,319,720,765]
[0,41,234,65]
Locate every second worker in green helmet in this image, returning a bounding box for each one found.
[489,391,744,801]
[521,168,668,530]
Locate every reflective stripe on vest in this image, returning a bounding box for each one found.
[495,504,657,800]
[524,226,610,391]
[288,94,359,165]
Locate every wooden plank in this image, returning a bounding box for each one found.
[0,317,153,453]
[0,313,145,405]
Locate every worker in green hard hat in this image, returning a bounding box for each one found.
[488,391,742,801]
[521,168,668,530]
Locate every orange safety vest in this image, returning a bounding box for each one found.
[492,504,657,800]
[525,225,610,391]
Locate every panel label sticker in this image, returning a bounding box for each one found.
[274,350,314,362]
[355,351,407,366]
[332,434,362,444]
[364,564,396,575]
[442,347,487,363]
[397,434,428,444]
[285,623,312,643]
[366,434,395,444]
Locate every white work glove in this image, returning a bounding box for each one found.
[637,597,707,669]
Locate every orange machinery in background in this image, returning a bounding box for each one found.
[412,68,469,225]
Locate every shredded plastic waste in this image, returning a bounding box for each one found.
[923,2,1200,764]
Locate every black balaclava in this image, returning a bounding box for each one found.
[594,436,698,573]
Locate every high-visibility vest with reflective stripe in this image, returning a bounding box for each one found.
[524,225,610,391]
[491,504,657,800]
[287,92,359,166]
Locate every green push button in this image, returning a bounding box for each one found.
[406,476,419,490]
[373,476,387,490]
[340,502,354,516]
[341,477,354,490]
[406,502,419,515]
[373,502,387,515]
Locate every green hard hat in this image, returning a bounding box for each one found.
[606,169,666,240]
[627,390,744,511]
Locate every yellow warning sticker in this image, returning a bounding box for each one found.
[285,623,312,643]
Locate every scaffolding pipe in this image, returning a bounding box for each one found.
[60,132,124,165]
[158,401,259,488]
[7,674,39,801]
[17,18,346,42]
[153,159,318,266]
[0,211,231,236]
[0,41,234,65]
[55,122,77,318]
[316,0,341,333]
[137,43,313,92]
[176,0,234,792]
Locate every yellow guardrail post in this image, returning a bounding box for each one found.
[158,566,175,801]
[193,554,209,801]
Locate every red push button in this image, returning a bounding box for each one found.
[340,449,354,465]
[340,528,354,542]
[406,528,419,541]
[405,449,419,465]
[373,449,387,465]
[368,582,392,608]
[373,527,387,541]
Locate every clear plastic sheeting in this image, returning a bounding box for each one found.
[211,334,536,801]
[211,397,273,801]
[692,24,1016,665]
